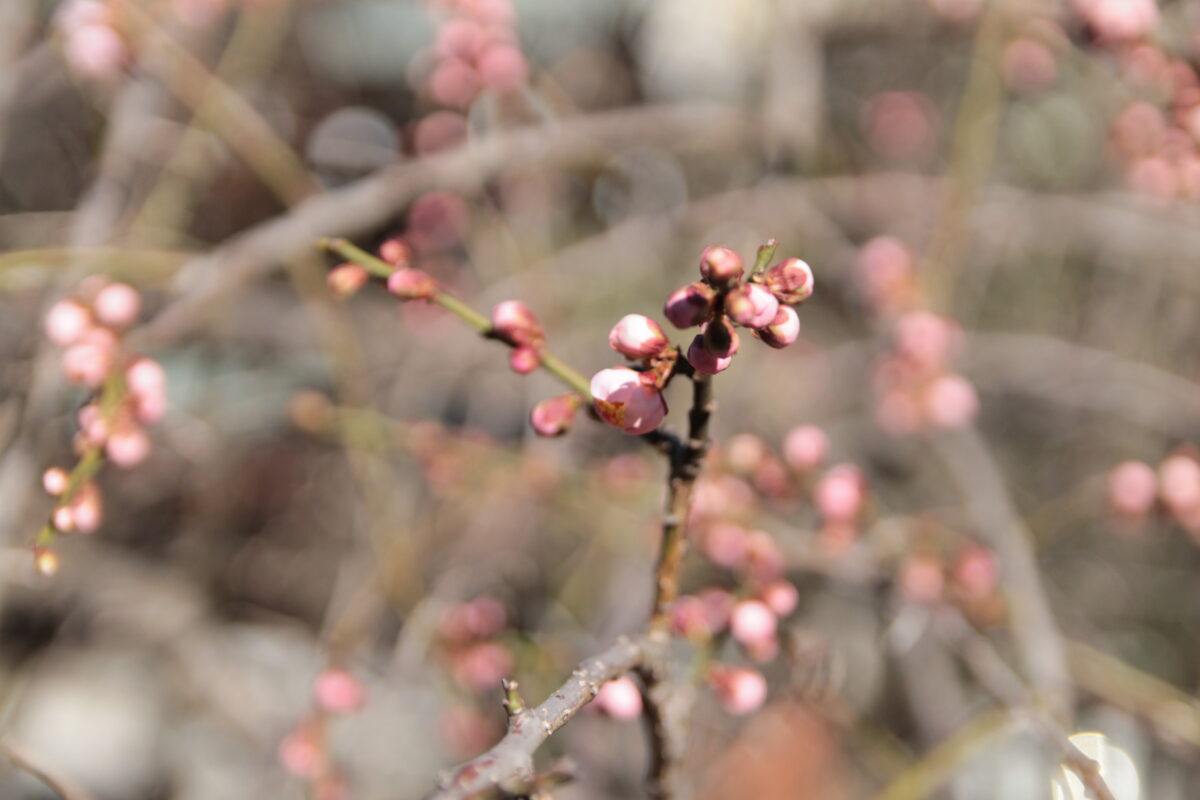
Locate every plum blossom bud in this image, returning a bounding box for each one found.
[379,237,412,267]
[1159,454,1200,515]
[69,481,103,533]
[953,544,999,599]
[816,464,865,522]
[709,666,767,715]
[93,282,141,328]
[44,300,91,346]
[725,284,780,329]
[478,44,529,93]
[327,264,369,297]
[508,346,541,374]
[672,595,713,638]
[65,24,127,79]
[590,367,667,435]
[314,668,366,713]
[757,305,800,349]
[42,467,70,497]
[730,600,777,647]
[763,258,814,304]
[783,425,829,472]
[663,282,716,329]
[106,420,151,468]
[924,374,979,429]
[702,522,749,568]
[1108,460,1157,517]
[530,394,580,436]
[699,246,744,284]
[894,310,959,371]
[278,723,322,779]
[387,269,437,300]
[898,554,945,604]
[34,547,60,577]
[453,642,513,693]
[62,327,117,387]
[126,359,168,424]
[702,317,739,358]
[490,300,542,344]
[760,580,799,617]
[686,336,733,375]
[593,676,642,720]
[609,314,669,360]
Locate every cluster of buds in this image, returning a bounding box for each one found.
[55,0,129,81]
[418,0,528,112]
[873,310,979,435]
[1108,450,1200,539]
[490,300,546,375]
[663,242,812,376]
[38,279,167,574]
[278,666,367,800]
[437,596,514,695]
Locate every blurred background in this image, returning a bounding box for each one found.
[1,0,1199,798]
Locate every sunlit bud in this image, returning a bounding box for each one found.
[490,300,541,344]
[379,237,412,268]
[815,464,865,522]
[783,425,829,472]
[387,269,437,300]
[44,300,92,346]
[593,676,643,720]
[663,282,716,329]
[701,522,749,569]
[609,314,669,360]
[52,506,76,532]
[106,420,151,468]
[763,258,814,304]
[42,467,70,496]
[314,668,366,714]
[702,317,739,358]
[898,554,945,604]
[1159,453,1200,514]
[725,284,780,329]
[278,723,322,779]
[34,547,60,577]
[759,580,799,617]
[590,367,667,435]
[478,44,528,93]
[699,246,744,284]
[757,305,800,349]
[709,666,767,715]
[326,264,369,297]
[924,373,979,429]
[530,394,580,436]
[508,345,541,374]
[1107,460,1157,517]
[70,481,103,533]
[730,600,777,647]
[453,642,514,694]
[686,336,733,375]
[93,282,142,328]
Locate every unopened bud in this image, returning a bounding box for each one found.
[34,547,60,577]
[42,467,70,496]
[608,314,669,360]
[379,237,412,268]
[686,335,733,375]
[327,264,369,297]
[530,394,581,436]
[699,245,744,284]
[702,317,739,358]
[490,300,542,345]
[725,283,779,329]
[756,305,800,349]
[387,269,437,300]
[509,346,541,374]
[663,282,716,329]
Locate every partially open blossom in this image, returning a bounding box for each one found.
[709,666,767,715]
[508,346,541,374]
[44,300,91,346]
[924,374,979,429]
[783,425,829,472]
[763,258,814,304]
[609,314,670,360]
[663,282,715,329]
[593,676,642,720]
[314,668,366,714]
[726,284,780,329]
[591,367,667,435]
[327,264,369,297]
[699,246,744,284]
[815,464,865,522]
[1108,459,1158,517]
[686,336,733,375]
[387,269,438,300]
[530,394,580,436]
[756,305,800,349]
[93,282,141,328]
[730,600,777,647]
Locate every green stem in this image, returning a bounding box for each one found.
[750,238,780,276]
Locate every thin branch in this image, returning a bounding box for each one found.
[0,739,99,800]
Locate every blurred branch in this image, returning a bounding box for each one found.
[0,740,98,800]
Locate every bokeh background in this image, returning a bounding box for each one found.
[0,0,1199,798]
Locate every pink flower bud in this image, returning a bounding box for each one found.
[759,580,799,617]
[1159,453,1200,515]
[663,282,716,329]
[77,403,109,446]
[126,359,168,424]
[42,467,70,496]
[490,300,542,344]
[1107,460,1157,517]
[815,464,865,522]
[898,554,945,604]
[379,237,412,268]
[452,642,513,694]
[894,310,959,371]
[702,316,739,358]
[61,327,117,387]
[44,300,91,346]
[709,666,767,715]
[508,345,541,374]
[953,544,999,599]
[387,269,437,300]
[726,284,780,329]
[414,111,468,155]
[699,245,744,283]
[590,367,667,435]
[407,192,470,253]
[65,24,127,79]
[593,676,643,720]
[725,434,767,473]
[763,258,814,304]
[278,723,322,779]
[69,481,103,533]
[106,420,150,468]
[757,305,800,349]
[672,595,713,638]
[34,547,60,577]
[698,587,735,632]
[462,596,507,639]
[730,600,777,647]
[745,530,784,581]
[530,394,580,436]
[701,522,749,569]
[924,373,979,429]
[435,18,485,61]
[430,58,483,110]
[326,264,369,297]
[93,282,141,328]
[783,425,829,472]
[314,668,366,714]
[609,314,670,360]
[686,336,733,375]
[478,44,528,93]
